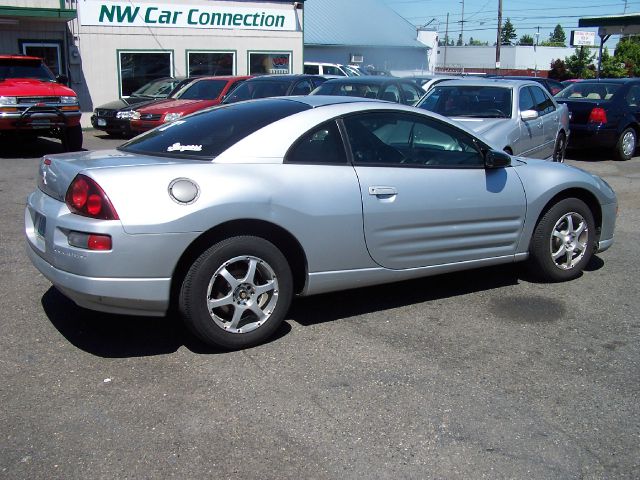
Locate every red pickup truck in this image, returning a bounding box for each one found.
[0,55,82,151]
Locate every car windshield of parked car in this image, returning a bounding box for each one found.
[418,85,512,118]
[170,79,228,100]
[119,99,310,159]
[0,58,55,81]
[131,78,182,98]
[555,82,622,101]
[313,82,381,99]
[222,80,291,103]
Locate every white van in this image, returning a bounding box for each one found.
[303,62,357,77]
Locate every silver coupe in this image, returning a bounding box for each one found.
[25,96,617,349]
[417,79,570,162]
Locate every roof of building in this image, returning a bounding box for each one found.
[304,0,426,49]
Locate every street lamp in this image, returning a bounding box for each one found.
[534,31,540,77]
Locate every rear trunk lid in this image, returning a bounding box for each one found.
[555,98,606,125]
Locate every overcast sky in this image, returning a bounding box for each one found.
[381,0,636,46]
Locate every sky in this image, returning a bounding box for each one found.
[380,0,637,47]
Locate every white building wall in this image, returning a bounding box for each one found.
[436,45,583,72]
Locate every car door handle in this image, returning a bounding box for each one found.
[369,186,397,196]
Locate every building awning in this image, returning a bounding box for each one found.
[578,13,640,36]
[0,6,77,23]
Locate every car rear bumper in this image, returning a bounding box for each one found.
[567,124,618,149]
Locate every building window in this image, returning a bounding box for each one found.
[187,51,235,76]
[248,52,291,75]
[118,51,173,97]
[19,40,63,77]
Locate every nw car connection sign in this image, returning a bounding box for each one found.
[78,0,297,31]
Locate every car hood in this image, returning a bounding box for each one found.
[0,78,76,97]
[38,149,192,201]
[96,97,163,112]
[136,98,218,114]
[450,117,510,135]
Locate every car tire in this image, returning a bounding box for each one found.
[615,127,636,161]
[552,131,566,162]
[528,198,596,282]
[179,236,293,350]
[62,125,83,152]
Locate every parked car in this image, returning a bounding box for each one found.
[303,62,356,77]
[417,79,570,161]
[221,75,326,104]
[491,75,565,95]
[561,79,582,88]
[408,74,461,92]
[130,76,250,133]
[91,77,189,137]
[0,55,82,151]
[555,78,640,161]
[25,96,616,350]
[311,76,424,105]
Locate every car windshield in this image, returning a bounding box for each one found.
[313,82,381,98]
[418,85,512,118]
[119,99,310,159]
[0,58,55,81]
[171,79,228,100]
[555,82,622,101]
[131,78,182,98]
[222,80,291,103]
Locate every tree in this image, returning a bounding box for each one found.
[600,47,627,78]
[468,37,489,46]
[614,36,640,76]
[565,47,596,78]
[456,35,463,46]
[518,34,534,46]
[548,24,566,46]
[501,18,517,45]
[548,59,570,80]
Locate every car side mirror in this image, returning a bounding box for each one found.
[485,149,511,168]
[520,109,538,121]
[56,74,69,85]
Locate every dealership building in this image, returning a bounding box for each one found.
[0,0,305,127]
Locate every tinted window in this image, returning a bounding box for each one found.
[519,86,536,111]
[0,58,55,81]
[344,112,483,167]
[174,79,227,100]
[286,121,347,164]
[381,85,401,103]
[290,80,313,95]
[323,65,346,76]
[222,80,291,103]
[304,64,319,74]
[119,51,171,97]
[530,86,555,115]
[400,82,423,105]
[625,85,640,106]
[132,78,181,98]
[555,82,622,101]
[120,100,310,159]
[419,86,511,118]
[313,82,380,98]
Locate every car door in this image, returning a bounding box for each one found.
[530,85,560,158]
[342,111,527,270]
[515,85,545,157]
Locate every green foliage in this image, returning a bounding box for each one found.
[548,59,570,80]
[601,47,627,78]
[549,24,566,46]
[564,46,596,78]
[518,34,534,46]
[540,41,566,47]
[468,37,489,46]
[614,36,640,76]
[501,18,517,45]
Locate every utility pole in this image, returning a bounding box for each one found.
[444,12,449,68]
[459,0,465,46]
[496,0,502,74]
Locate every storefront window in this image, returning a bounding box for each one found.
[187,52,235,76]
[119,51,172,97]
[248,52,291,75]
[20,41,63,77]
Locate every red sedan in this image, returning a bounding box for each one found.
[130,76,250,132]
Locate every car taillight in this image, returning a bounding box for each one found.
[65,174,119,220]
[588,107,607,124]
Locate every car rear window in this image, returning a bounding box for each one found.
[555,82,622,101]
[119,99,311,159]
[222,80,291,103]
[174,79,228,100]
[419,85,512,118]
[313,82,381,98]
[0,58,55,81]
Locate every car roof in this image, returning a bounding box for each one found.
[245,74,324,82]
[570,78,640,84]
[430,78,536,89]
[0,55,43,61]
[189,75,251,82]
[321,76,404,85]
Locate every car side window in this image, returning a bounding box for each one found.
[381,85,401,103]
[286,120,348,164]
[624,85,640,107]
[303,65,319,75]
[399,82,423,105]
[343,112,484,167]
[530,86,555,115]
[291,80,313,96]
[519,86,536,112]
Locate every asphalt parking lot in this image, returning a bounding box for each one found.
[1,130,639,479]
